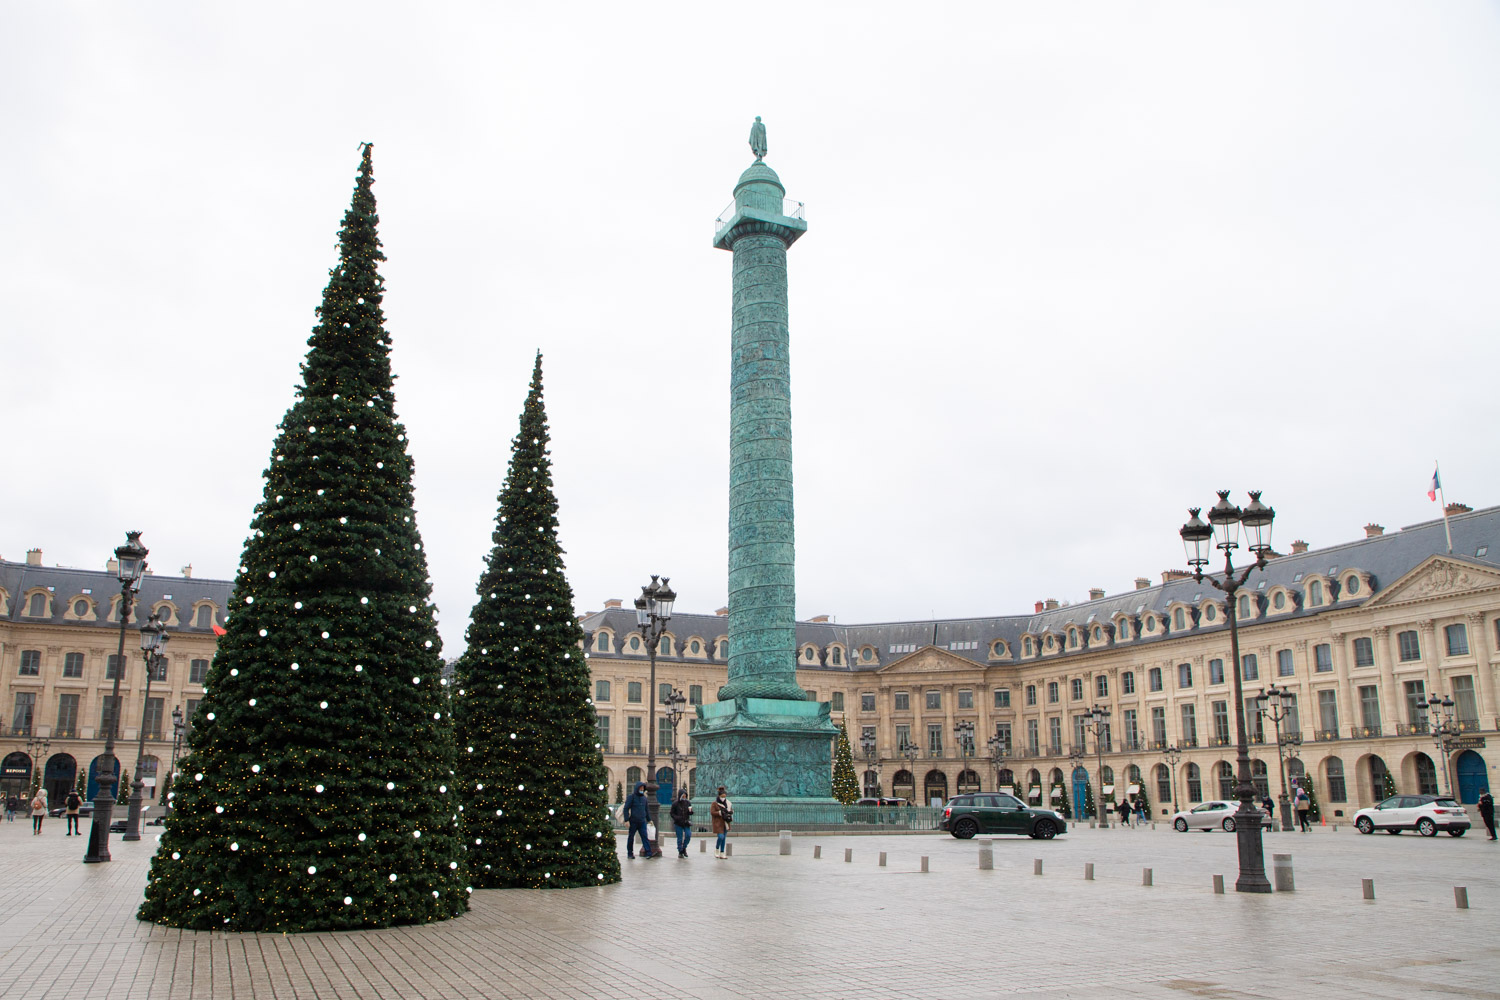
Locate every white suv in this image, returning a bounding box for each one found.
[1353,794,1470,837]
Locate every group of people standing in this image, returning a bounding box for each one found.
[621,783,734,860]
[1112,798,1150,827]
[3,791,85,835]
[1258,783,1316,831]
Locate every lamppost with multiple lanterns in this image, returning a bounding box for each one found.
[124,614,170,842]
[1256,683,1300,832]
[24,735,50,800]
[1180,490,1276,893]
[1161,743,1183,819]
[859,732,882,797]
[664,688,688,799]
[1421,693,1463,797]
[633,575,676,858]
[166,704,186,814]
[986,728,1011,793]
[900,739,919,803]
[953,720,975,792]
[1083,704,1111,828]
[85,531,148,865]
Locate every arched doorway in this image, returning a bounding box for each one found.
[1455,751,1486,803]
[139,755,161,800]
[1217,761,1235,799]
[996,768,1015,793]
[923,769,948,806]
[1026,768,1042,806]
[1186,762,1202,802]
[1071,765,1089,817]
[87,755,120,802]
[654,767,674,805]
[956,769,981,795]
[44,754,77,805]
[1412,753,1438,796]
[0,753,31,803]
[892,769,914,801]
[1251,760,1269,799]
[625,766,642,790]
[1367,755,1390,804]
[1048,768,1066,811]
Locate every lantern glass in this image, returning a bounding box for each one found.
[656,578,676,620]
[1207,491,1241,550]
[1240,491,1275,554]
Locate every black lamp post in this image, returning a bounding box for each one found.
[24,735,50,801]
[1084,705,1111,828]
[1180,491,1276,893]
[1422,694,1461,796]
[1161,743,1183,816]
[859,732,881,797]
[166,704,185,814]
[900,739,919,802]
[124,614,170,841]
[1256,683,1298,832]
[85,531,147,864]
[986,729,1011,793]
[664,688,688,799]
[633,575,675,858]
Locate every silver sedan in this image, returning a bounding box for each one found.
[1171,800,1242,832]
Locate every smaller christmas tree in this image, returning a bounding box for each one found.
[615,782,624,805]
[1051,777,1070,818]
[1081,778,1096,818]
[1380,770,1398,799]
[1301,779,1321,822]
[831,725,859,805]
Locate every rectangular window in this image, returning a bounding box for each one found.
[1318,690,1338,734]
[63,652,84,678]
[689,685,703,705]
[1327,763,1347,803]
[1048,717,1062,754]
[106,655,124,680]
[1283,694,1300,735]
[1122,709,1138,748]
[1157,767,1172,803]
[1025,685,1037,707]
[100,695,122,739]
[957,690,973,710]
[1245,699,1264,741]
[142,697,164,739]
[1095,675,1108,698]
[994,722,1012,750]
[1208,659,1224,685]
[1148,668,1163,692]
[925,690,941,711]
[1072,715,1087,749]
[861,693,876,712]
[806,690,818,702]
[659,716,673,751]
[11,693,35,735]
[1047,682,1059,703]
[626,717,642,751]
[1026,719,1039,755]
[993,688,1010,709]
[1444,623,1470,656]
[1353,637,1375,667]
[1122,671,1135,695]
[659,683,672,705]
[149,657,168,682]
[1452,676,1478,723]
[1358,685,1380,729]
[627,682,642,704]
[1212,701,1229,744]
[1276,649,1294,677]
[927,724,942,754]
[1180,704,1197,745]
[896,724,912,750]
[56,694,79,736]
[1397,630,1421,662]
[1177,663,1192,688]
[188,659,209,685]
[1241,654,1258,681]
[595,680,611,701]
[1403,680,1427,724]
[1314,644,1332,673]
[1070,679,1083,701]
[860,725,876,745]
[894,692,910,711]
[1151,706,1167,745]
[831,692,845,712]
[18,650,40,677]
[185,699,201,730]
[595,716,610,747]
[1187,767,1203,802]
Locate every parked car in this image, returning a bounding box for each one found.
[1171,801,1241,832]
[941,792,1065,839]
[1353,795,1470,837]
[854,797,909,807]
[47,803,94,818]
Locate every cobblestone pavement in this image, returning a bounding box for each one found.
[0,816,1496,999]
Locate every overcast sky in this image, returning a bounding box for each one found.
[4,4,1498,651]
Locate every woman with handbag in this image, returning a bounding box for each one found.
[670,790,694,858]
[710,786,733,859]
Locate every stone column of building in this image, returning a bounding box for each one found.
[1373,626,1399,731]
[1328,632,1353,740]
[1418,620,1441,708]
[1465,612,1496,728]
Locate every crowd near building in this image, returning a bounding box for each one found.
[4,504,1497,819]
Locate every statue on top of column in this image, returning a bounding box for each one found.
[749,116,767,161]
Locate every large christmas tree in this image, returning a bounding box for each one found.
[831,724,859,805]
[139,146,467,932]
[452,354,620,889]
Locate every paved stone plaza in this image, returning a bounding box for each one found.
[0,819,1495,999]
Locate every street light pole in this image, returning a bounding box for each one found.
[166,705,185,814]
[124,614,169,841]
[634,575,676,858]
[1086,705,1110,828]
[1161,744,1183,818]
[986,730,1011,793]
[84,531,148,864]
[665,688,687,799]
[953,720,974,791]
[901,739,919,803]
[1256,684,1297,832]
[859,733,882,797]
[1180,492,1276,893]
[1423,694,1460,796]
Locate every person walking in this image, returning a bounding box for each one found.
[669,789,693,857]
[1294,785,1312,832]
[1136,799,1148,825]
[1479,788,1496,841]
[1116,797,1131,828]
[30,792,46,835]
[710,786,733,858]
[622,782,655,859]
[4,795,15,822]
[64,789,83,837]
[1262,796,1275,824]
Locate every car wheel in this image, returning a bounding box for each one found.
[1448,829,1466,838]
[1032,819,1057,840]
[952,817,978,840]
[1222,817,1236,833]
[1417,818,1437,838]
[1174,818,1188,832]
[1355,816,1374,834]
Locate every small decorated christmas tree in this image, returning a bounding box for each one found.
[1381,770,1398,799]
[1081,778,1096,818]
[831,725,860,805]
[452,355,620,890]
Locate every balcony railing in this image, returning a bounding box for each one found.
[1456,719,1482,733]
[1313,729,1340,742]
[1351,725,1382,739]
[1396,722,1429,737]
[1208,735,1232,748]
[8,726,33,737]
[1179,737,1199,748]
[53,728,77,739]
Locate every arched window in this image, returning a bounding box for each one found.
[1117,619,1130,639]
[27,593,45,617]
[1251,759,1269,798]
[1045,635,1054,650]
[1093,627,1102,641]
[626,766,642,787]
[1325,757,1346,802]
[1027,768,1041,788]
[1287,757,1305,782]
[1068,630,1078,648]
[1415,753,1438,796]
[659,636,672,656]
[1100,765,1114,786]
[1186,763,1203,802]
[1126,764,1142,784]
[720,640,730,658]
[1307,580,1323,607]
[1218,762,1235,799]
[595,632,611,653]
[1155,764,1172,803]
[1023,637,1033,656]
[195,605,214,628]
[1049,768,1065,786]
[1238,595,1250,618]
[829,646,840,665]
[1174,608,1185,630]
[997,768,1015,788]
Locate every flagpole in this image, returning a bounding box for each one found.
[1436,460,1453,554]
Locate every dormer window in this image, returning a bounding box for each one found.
[1173,608,1186,630]
[1204,604,1217,623]
[803,647,816,662]
[1045,635,1054,651]
[1344,575,1361,597]
[1024,637,1033,656]
[596,632,612,653]
[26,593,46,617]
[1307,580,1323,607]
[1238,595,1251,618]
[73,599,89,616]
[1092,626,1102,642]
[1117,619,1130,639]
[991,641,1005,657]
[1068,630,1078,648]
[1145,617,1156,633]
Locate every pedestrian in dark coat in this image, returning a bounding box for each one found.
[1479,788,1496,841]
[621,782,655,859]
[669,790,693,857]
[1117,798,1132,828]
[710,787,733,858]
[64,791,83,836]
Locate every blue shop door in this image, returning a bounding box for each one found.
[1455,750,1486,804]
[87,756,120,802]
[1072,766,1088,819]
[655,767,674,806]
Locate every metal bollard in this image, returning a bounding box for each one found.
[1034,858,1043,876]
[779,830,791,856]
[1271,853,1294,892]
[1142,868,1153,887]
[1089,821,1096,829]
[725,843,732,857]
[1362,878,1375,901]
[844,848,852,863]
[920,856,929,873]
[700,839,706,853]
[1455,887,1469,910]
[978,840,994,870]
[879,851,887,867]
[813,845,821,859]
[1212,874,1225,894]
[1085,863,1094,880]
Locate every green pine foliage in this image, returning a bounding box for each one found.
[1299,778,1321,822]
[139,146,467,932]
[1081,778,1096,818]
[452,355,620,890]
[615,782,624,805]
[1381,769,1398,798]
[831,725,859,805]
[1051,777,1070,818]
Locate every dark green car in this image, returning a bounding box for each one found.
[941,793,1066,840]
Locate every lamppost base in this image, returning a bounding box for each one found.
[1277,797,1295,833]
[1233,805,1271,893]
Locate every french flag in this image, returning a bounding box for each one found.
[1428,467,1441,502]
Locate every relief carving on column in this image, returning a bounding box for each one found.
[1418,620,1436,637]
[1466,612,1486,627]
[1294,640,1308,653]
[1372,626,1390,638]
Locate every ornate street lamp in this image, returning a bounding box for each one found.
[664,688,688,799]
[1421,694,1462,797]
[900,738,919,802]
[124,614,170,841]
[85,531,147,864]
[1255,684,1299,832]
[1161,743,1183,817]
[1084,704,1111,828]
[24,735,50,800]
[634,575,675,858]
[986,729,1011,793]
[859,732,882,797]
[166,704,186,814]
[1179,491,1276,892]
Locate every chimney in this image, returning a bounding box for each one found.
[603,598,623,609]
[106,558,119,574]
[715,606,729,617]
[809,614,831,623]
[1363,524,1384,538]
[1044,598,1060,611]
[1290,540,1309,554]
[181,564,193,578]
[1034,600,1045,613]
[1088,588,1105,601]
[1161,569,1192,584]
[26,548,41,566]
[1134,577,1150,590]
[1445,502,1472,516]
